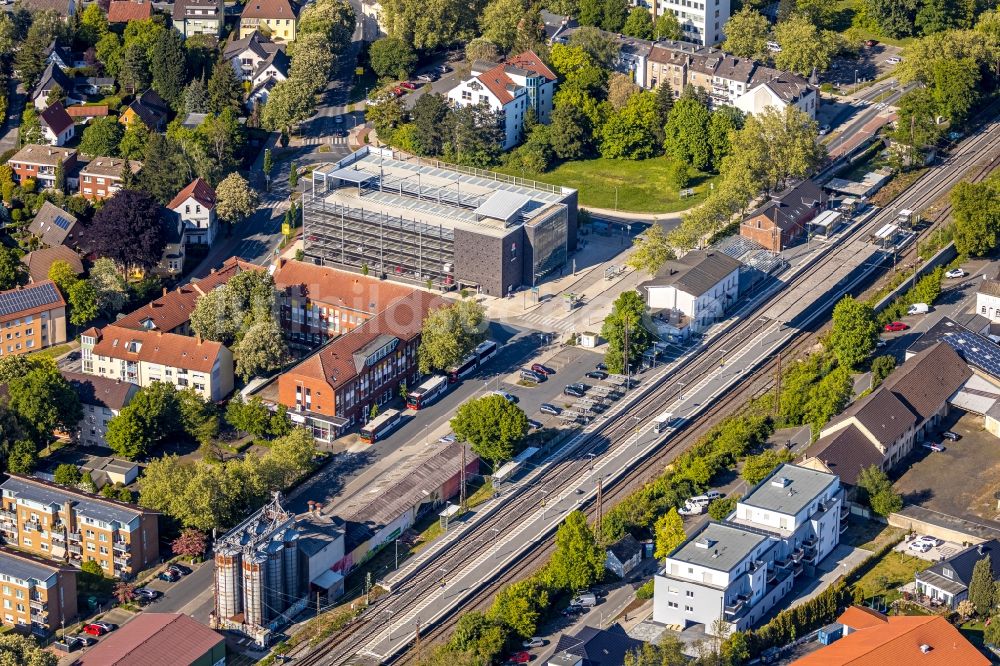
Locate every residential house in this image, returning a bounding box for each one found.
[31,61,74,111]
[156,210,187,277]
[65,104,110,121]
[271,258,418,347]
[76,613,225,666]
[740,180,826,252]
[640,0,730,46]
[0,548,77,636]
[239,0,299,42]
[42,40,75,70]
[168,178,218,246]
[639,249,741,338]
[277,290,446,441]
[119,89,170,131]
[18,0,75,19]
[7,145,77,190]
[790,607,990,665]
[914,540,1000,609]
[645,41,705,93]
[224,30,284,80]
[62,371,139,449]
[78,157,142,201]
[81,324,235,401]
[172,0,225,37]
[21,246,84,284]
[250,48,289,93]
[72,77,116,96]
[28,201,78,248]
[249,77,280,106]
[113,257,261,334]
[547,626,643,666]
[107,0,152,22]
[976,266,1000,321]
[39,102,74,147]
[0,281,67,357]
[447,50,558,150]
[802,342,973,486]
[605,534,642,578]
[79,457,140,489]
[736,68,818,119]
[359,0,386,41]
[654,464,843,635]
[0,474,159,578]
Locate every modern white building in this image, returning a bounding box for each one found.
[735,69,818,119]
[635,0,731,46]
[639,249,741,337]
[446,50,557,150]
[168,177,219,247]
[654,464,844,635]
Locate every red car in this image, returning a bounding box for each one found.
[884,321,908,332]
[392,87,404,96]
[510,652,531,664]
[865,39,879,47]
[531,363,552,376]
[83,624,108,636]
[400,81,417,90]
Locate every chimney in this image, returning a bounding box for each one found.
[278,257,287,269]
[978,544,985,556]
[162,287,167,297]
[195,334,202,345]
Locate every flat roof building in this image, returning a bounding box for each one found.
[304,146,578,297]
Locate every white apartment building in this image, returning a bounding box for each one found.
[654,464,844,635]
[79,325,234,402]
[635,0,731,46]
[61,372,139,449]
[735,70,818,120]
[446,50,557,150]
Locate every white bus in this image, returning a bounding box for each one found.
[405,375,449,410]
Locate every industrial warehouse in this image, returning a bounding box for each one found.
[303,147,579,296]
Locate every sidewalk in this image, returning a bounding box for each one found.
[582,206,685,222]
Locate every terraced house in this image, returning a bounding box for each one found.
[239,0,299,42]
[0,547,77,636]
[0,475,159,579]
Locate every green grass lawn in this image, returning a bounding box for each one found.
[853,550,931,604]
[832,0,918,48]
[495,157,720,214]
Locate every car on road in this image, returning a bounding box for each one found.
[585,370,608,380]
[922,442,945,452]
[333,128,347,137]
[818,124,831,135]
[946,268,966,279]
[417,73,437,83]
[159,570,180,583]
[679,503,705,516]
[438,64,452,74]
[531,363,552,376]
[942,431,961,441]
[520,369,545,382]
[71,635,97,647]
[539,403,560,415]
[134,587,161,602]
[492,390,517,403]
[523,637,546,648]
[908,540,933,553]
[562,604,585,616]
[907,302,929,315]
[703,491,724,501]
[334,115,344,124]
[400,81,417,90]
[884,321,908,332]
[509,651,531,663]
[527,419,542,430]
[876,338,887,348]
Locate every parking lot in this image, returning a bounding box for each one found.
[893,535,963,562]
[893,411,1000,527]
[821,43,905,92]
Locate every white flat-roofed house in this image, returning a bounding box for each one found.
[446,50,557,150]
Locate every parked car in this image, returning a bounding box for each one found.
[438,64,452,74]
[159,570,180,583]
[942,431,961,441]
[134,588,160,601]
[766,40,781,52]
[94,622,117,632]
[912,535,943,547]
[392,87,405,96]
[523,637,546,648]
[71,634,97,647]
[908,540,933,553]
[520,369,545,382]
[83,622,116,636]
[679,503,705,516]
[492,390,517,403]
[531,363,552,376]
[417,73,436,83]
[509,651,531,664]
[564,385,585,398]
[907,302,929,315]
[562,604,585,616]
[945,268,966,279]
[886,56,902,64]
[596,362,609,371]
[865,39,879,47]
[527,419,542,430]
[400,81,417,90]
[438,433,456,443]
[585,370,608,380]
[572,592,598,607]
[818,124,831,135]
[884,321,908,332]
[703,491,724,501]
[922,442,945,452]
[169,564,191,575]
[539,403,561,416]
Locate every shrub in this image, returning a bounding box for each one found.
[636,579,654,599]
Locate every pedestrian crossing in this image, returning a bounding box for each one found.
[300,135,350,146]
[514,311,579,333]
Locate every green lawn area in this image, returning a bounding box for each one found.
[495,157,720,214]
[841,521,901,551]
[853,550,931,604]
[832,0,917,48]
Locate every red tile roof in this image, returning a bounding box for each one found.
[107,0,153,21]
[22,245,83,283]
[272,259,416,315]
[505,50,557,81]
[167,177,216,211]
[40,101,74,136]
[475,50,556,105]
[90,324,228,373]
[837,605,888,630]
[792,614,990,666]
[241,0,297,19]
[76,613,223,666]
[66,104,110,118]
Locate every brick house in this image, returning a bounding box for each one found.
[740,180,826,252]
[0,548,77,636]
[7,145,77,190]
[78,157,142,201]
[0,281,68,357]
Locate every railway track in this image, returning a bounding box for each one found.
[290,120,1000,666]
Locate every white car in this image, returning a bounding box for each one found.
[912,535,943,547]
[946,268,966,279]
[908,540,933,553]
[523,638,545,648]
[922,442,944,452]
[876,338,887,348]
[491,390,515,402]
[818,124,831,135]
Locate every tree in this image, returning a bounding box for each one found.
[410,93,450,156]
[53,463,81,486]
[106,382,181,459]
[119,119,152,161]
[450,395,528,472]
[870,354,896,388]
[0,247,24,291]
[861,0,919,38]
[288,161,299,190]
[622,7,653,39]
[177,389,219,445]
[512,6,545,53]
[568,26,620,69]
[797,0,836,28]
[956,598,976,621]
[380,0,477,50]
[627,223,674,274]
[708,105,744,171]
[78,2,109,45]
[89,189,165,272]
[261,78,316,134]
[269,405,293,437]
[88,257,129,316]
[870,485,902,516]
[549,105,590,160]
[183,78,210,114]
[234,317,288,380]
[663,96,711,170]
[830,296,880,370]
[215,172,260,225]
[120,42,150,93]
[138,134,190,204]
[654,508,686,559]
[265,428,318,486]
[149,29,186,107]
[600,89,661,159]
[625,633,687,666]
[952,176,1000,257]
[548,510,604,591]
[0,633,58,666]
[970,555,996,615]
[708,496,738,521]
[208,58,243,114]
[724,6,771,59]
[6,358,82,443]
[741,449,793,485]
[290,32,335,93]
[479,0,525,53]
[15,25,51,90]
[19,107,43,147]
[7,439,36,474]
[654,81,674,128]
[96,32,124,78]
[226,395,272,437]
[607,72,640,110]
[654,12,682,40]
[465,37,499,63]
[113,581,136,605]
[489,578,548,638]
[81,116,125,158]
[449,612,507,662]
[774,15,841,76]
[418,299,488,373]
[601,291,649,374]
[931,56,979,123]
[446,102,505,168]
[172,528,208,561]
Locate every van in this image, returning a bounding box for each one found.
[907,302,929,315]
[886,56,902,64]
[572,592,597,607]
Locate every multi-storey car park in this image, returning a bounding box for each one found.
[303,146,579,297]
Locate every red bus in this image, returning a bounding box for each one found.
[405,375,449,410]
[360,409,401,443]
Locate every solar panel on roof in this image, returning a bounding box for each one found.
[0,283,60,317]
[53,215,71,230]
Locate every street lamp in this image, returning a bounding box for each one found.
[385,609,393,644]
[540,490,549,519]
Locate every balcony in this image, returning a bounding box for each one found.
[792,563,804,578]
[791,548,804,563]
[29,598,44,611]
[0,510,15,522]
[840,504,850,520]
[30,611,47,624]
[67,532,81,542]
[803,535,818,548]
[67,544,81,555]
[22,521,39,533]
[724,595,748,617]
[50,531,65,543]
[112,541,129,553]
[840,520,849,533]
[113,556,130,567]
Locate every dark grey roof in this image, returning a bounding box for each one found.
[551,626,643,666]
[668,521,771,573]
[749,67,814,104]
[640,250,742,297]
[32,60,73,100]
[252,48,290,81]
[916,540,1000,594]
[805,424,883,486]
[294,513,345,558]
[714,54,755,83]
[43,40,74,66]
[0,548,59,583]
[62,371,138,410]
[173,0,223,21]
[750,180,825,229]
[223,30,280,62]
[833,389,917,446]
[907,317,1000,381]
[607,533,641,563]
[741,464,838,516]
[1,475,144,526]
[29,201,78,247]
[881,342,971,420]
